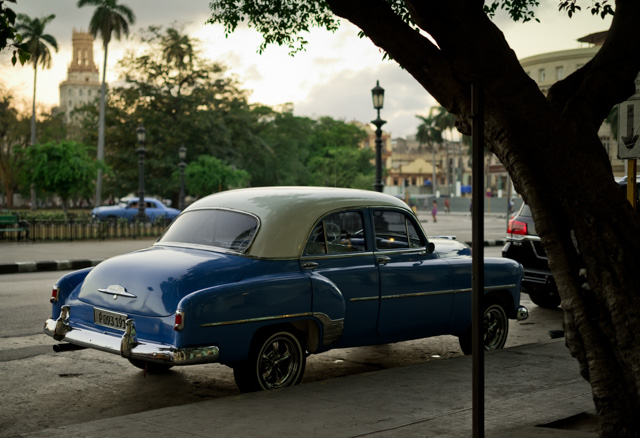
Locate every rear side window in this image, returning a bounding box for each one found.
[304,211,366,255]
[373,210,425,250]
[159,209,258,252]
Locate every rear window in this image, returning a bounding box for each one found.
[519,204,532,217]
[159,209,258,252]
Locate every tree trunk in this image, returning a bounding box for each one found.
[94,41,109,208]
[326,0,640,435]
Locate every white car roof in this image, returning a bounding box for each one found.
[182,186,412,259]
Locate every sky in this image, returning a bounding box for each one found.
[1,0,612,139]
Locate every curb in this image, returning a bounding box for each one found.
[0,259,101,275]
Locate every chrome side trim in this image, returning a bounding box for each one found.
[382,290,454,299]
[199,312,313,328]
[350,296,379,302]
[200,312,344,346]
[349,284,517,302]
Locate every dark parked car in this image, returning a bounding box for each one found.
[46,187,527,392]
[502,204,560,308]
[504,180,635,308]
[91,197,180,223]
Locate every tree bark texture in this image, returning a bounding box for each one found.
[326,0,640,436]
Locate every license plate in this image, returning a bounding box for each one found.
[94,308,128,331]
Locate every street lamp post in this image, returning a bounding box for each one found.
[179,144,187,210]
[136,123,146,221]
[371,80,386,193]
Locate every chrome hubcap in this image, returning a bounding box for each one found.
[484,304,508,350]
[259,335,300,389]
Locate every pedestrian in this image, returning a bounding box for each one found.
[431,200,438,223]
[444,198,450,214]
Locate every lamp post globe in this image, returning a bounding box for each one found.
[136,123,146,221]
[371,80,386,193]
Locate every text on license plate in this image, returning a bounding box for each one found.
[94,308,128,331]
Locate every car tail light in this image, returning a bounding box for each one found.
[507,219,528,236]
[174,310,185,331]
[50,285,59,303]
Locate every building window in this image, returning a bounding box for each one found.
[556,66,564,80]
[79,89,83,96]
[88,90,92,97]
[68,89,72,96]
[538,69,546,82]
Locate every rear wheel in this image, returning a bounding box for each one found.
[233,330,306,392]
[459,302,509,355]
[127,358,173,373]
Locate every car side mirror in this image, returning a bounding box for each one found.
[427,242,435,253]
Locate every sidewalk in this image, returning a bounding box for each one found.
[0,212,509,275]
[23,339,598,437]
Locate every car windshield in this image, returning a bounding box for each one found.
[158,209,259,252]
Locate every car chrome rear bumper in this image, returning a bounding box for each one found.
[44,306,219,366]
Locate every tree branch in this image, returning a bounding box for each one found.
[324,0,468,114]
[549,0,640,129]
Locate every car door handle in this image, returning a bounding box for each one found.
[376,256,391,265]
[301,261,318,270]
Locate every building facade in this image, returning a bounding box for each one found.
[519,31,624,176]
[58,30,101,123]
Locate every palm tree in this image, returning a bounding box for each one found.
[416,110,443,194]
[77,0,135,207]
[162,27,195,120]
[15,14,58,146]
[433,107,457,193]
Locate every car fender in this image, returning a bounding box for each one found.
[175,267,313,363]
[51,267,93,317]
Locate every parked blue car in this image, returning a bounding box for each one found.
[45,187,527,392]
[91,197,180,223]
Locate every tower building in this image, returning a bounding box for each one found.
[59,30,101,122]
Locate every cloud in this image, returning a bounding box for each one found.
[294,62,437,138]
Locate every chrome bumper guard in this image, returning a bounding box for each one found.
[44,306,219,366]
[516,305,529,321]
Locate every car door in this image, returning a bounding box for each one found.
[301,210,380,343]
[373,209,455,337]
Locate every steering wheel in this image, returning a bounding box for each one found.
[325,223,341,243]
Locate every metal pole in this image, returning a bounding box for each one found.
[372,112,386,192]
[137,145,146,221]
[471,82,485,438]
[179,162,186,210]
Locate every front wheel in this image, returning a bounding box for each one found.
[458,302,509,355]
[233,330,306,392]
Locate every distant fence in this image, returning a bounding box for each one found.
[0,215,171,242]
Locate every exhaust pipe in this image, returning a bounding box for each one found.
[53,343,86,352]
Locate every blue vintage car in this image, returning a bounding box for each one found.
[45,187,527,392]
[91,197,180,223]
